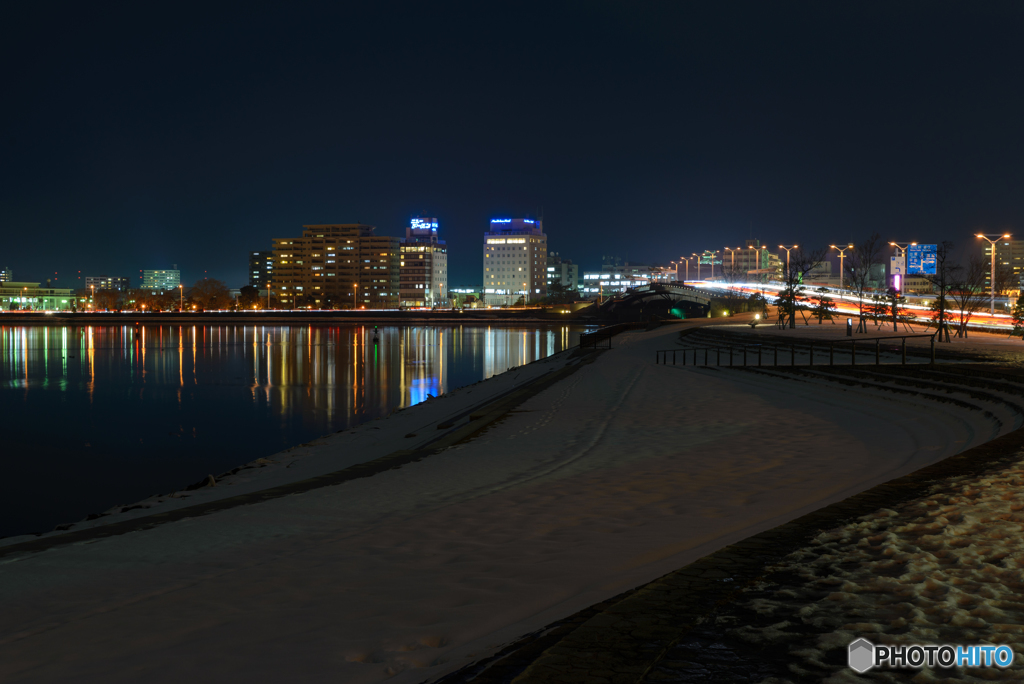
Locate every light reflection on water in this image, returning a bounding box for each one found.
[0,323,587,538]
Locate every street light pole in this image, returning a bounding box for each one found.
[830,244,854,291]
[976,233,1012,315]
[680,256,690,282]
[778,245,798,280]
[692,253,701,281]
[705,250,719,280]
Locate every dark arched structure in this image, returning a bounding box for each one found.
[597,283,713,321]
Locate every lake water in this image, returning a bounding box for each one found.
[0,323,589,539]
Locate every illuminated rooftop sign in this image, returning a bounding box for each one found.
[491,219,511,223]
[411,218,438,231]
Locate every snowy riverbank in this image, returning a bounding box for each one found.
[0,320,1009,683]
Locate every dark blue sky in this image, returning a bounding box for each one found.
[3,2,1023,289]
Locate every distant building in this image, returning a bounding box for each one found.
[400,218,448,307]
[0,267,10,283]
[545,252,579,292]
[980,238,1024,289]
[142,267,181,292]
[271,224,400,309]
[721,240,780,281]
[249,251,273,289]
[1,282,75,311]
[85,276,130,291]
[482,218,547,305]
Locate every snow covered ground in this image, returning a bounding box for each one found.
[0,321,1005,683]
[732,458,1024,682]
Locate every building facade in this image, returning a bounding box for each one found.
[399,218,448,307]
[0,267,10,283]
[85,276,130,291]
[142,268,181,292]
[482,218,547,304]
[545,252,579,292]
[720,240,780,281]
[1,282,75,310]
[249,251,273,289]
[271,224,400,309]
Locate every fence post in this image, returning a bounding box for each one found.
[774,346,778,366]
[705,348,708,366]
[931,336,935,365]
[759,347,762,367]
[717,348,721,365]
[673,350,676,365]
[791,344,795,366]
[852,340,856,366]
[683,349,687,366]
[730,348,734,367]
[830,343,834,366]
[875,339,880,365]
[901,338,906,365]
[809,343,814,366]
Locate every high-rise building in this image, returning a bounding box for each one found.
[545,252,579,292]
[249,251,273,289]
[400,218,448,307]
[142,268,181,292]
[85,276,130,291]
[271,224,400,309]
[0,267,11,283]
[482,218,547,304]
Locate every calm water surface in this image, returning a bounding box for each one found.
[0,323,588,538]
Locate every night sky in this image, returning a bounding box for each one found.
[4,2,1024,289]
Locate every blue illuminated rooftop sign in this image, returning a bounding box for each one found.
[411,218,438,231]
[491,219,511,223]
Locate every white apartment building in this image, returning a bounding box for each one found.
[482,218,547,305]
[142,267,181,292]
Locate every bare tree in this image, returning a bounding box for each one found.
[948,256,989,338]
[777,247,828,329]
[922,241,957,342]
[846,233,883,333]
[993,263,1018,306]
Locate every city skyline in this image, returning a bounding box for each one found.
[5,4,1024,289]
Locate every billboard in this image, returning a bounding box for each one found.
[907,244,937,275]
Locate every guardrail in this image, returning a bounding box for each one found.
[656,333,938,367]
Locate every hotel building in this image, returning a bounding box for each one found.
[249,251,273,289]
[271,224,400,309]
[482,218,547,305]
[399,218,448,307]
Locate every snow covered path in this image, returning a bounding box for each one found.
[0,324,1001,683]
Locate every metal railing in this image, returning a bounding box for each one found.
[656,333,938,367]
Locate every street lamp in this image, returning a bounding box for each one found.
[679,256,691,282]
[704,250,720,280]
[977,233,1012,315]
[692,253,701,281]
[724,247,738,270]
[830,244,854,291]
[778,245,798,280]
[748,245,763,283]
[888,242,917,291]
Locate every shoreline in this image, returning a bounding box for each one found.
[0,342,597,551]
[0,310,606,325]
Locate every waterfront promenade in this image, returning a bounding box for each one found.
[0,318,1004,683]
